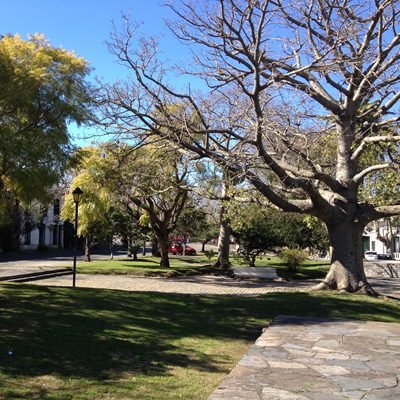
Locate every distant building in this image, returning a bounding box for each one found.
[20,195,74,250]
[363,221,400,260]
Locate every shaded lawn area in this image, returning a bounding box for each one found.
[1,285,400,399]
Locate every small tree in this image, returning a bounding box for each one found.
[279,248,308,273]
[229,204,282,266]
[230,203,328,266]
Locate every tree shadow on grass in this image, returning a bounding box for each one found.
[0,288,231,382]
[0,285,400,384]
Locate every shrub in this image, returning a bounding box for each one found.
[204,249,215,262]
[279,248,308,272]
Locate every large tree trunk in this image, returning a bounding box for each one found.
[11,200,21,251]
[109,237,114,260]
[127,234,134,258]
[158,235,170,268]
[84,235,91,262]
[214,180,231,268]
[201,238,210,252]
[314,220,374,294]
[151,237,160,257]
[214,205,231,268]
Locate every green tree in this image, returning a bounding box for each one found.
[229,204,328,267]
[61,158,110,261]
[0,34,91,249]
[69,143,190,268]
[174,204,207,241]
[124,145,189,268]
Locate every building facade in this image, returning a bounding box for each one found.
[363,223,400,260]
[21,197,74,250]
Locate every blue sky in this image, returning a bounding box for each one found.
[0,0,189,144]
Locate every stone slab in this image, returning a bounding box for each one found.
[232,267,278,279]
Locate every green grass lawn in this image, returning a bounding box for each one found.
[76,255,220,277]
[77,254,330,280]
[1,284,400,399]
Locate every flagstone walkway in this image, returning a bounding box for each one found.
[209,315,400,400]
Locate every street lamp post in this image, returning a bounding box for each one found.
[72,187,83,288]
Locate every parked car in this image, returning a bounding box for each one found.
[364,251,378,261]
[167,242,197,256]
[377,253,393,260]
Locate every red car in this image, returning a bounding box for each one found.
[167,242,197,255]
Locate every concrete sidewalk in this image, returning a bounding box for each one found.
[209,315,400,400]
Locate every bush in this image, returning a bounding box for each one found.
[279,248,308,272]
[204,249,215,262]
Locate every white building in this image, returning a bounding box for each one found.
[21,197,73,250]
[363,222,400,260]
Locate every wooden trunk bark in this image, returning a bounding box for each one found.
[127,235,134,258]
[84,236,91,262]
[151,237,160,257]
[214,205,231,268]
[109,239,114,260]
[11,200,21,251]
[315,220,374,294]
[158,236,170,268]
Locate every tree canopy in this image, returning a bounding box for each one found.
[98,0,400,293]
[0,34,91,211]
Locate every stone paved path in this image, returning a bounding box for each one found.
[209,315,400,400]
[16,273,400,298]
[29,274,315,295]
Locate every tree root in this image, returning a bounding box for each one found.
[357,284,379,297]
[311,281,379,296]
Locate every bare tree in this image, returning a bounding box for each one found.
[106,142,190,268]
[373,217,400,254]
[98,0,400,293]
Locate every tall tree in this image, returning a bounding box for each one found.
[124,145,190,268]
[76,143,190,268]
[62,147,147,261]
[0,34,91,203]
[99,1,400,293]
[61,152,111,261]
[0,34,91,248]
